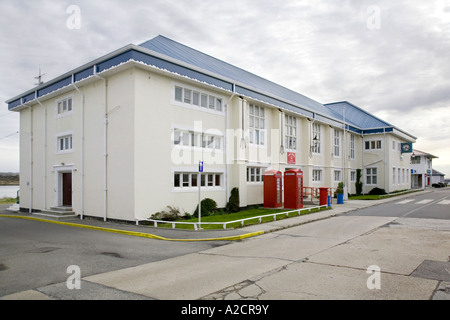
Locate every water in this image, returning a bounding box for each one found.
[0,185,20,199]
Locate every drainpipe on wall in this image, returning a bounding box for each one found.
[72,81,84,220]
[36,97,46,211]
[224,84,236,202]
[94,68,108,222]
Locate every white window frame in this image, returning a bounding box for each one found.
[56,131,74,154]
[285,115,297,151]
[173,172,223,191]
[56,96,74,118]
[312,123,321,154]
[393,167,396,185]
[247,167,266,183]
[334,170,342,182]
[366,167,378,185]
[350,170,356,182]
[249,104,266,146]
[334,129,340,157]
[172,84,224,115]
[364,139,382,151]
[173,129,223,151]
[312,169,322,182]
[350,134,355,159]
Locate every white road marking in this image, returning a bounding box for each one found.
[396,199,415,204]
[438,200,450,205]
[416,199,434,204]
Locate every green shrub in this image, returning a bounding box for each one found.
[355,169,363,196]
[226,187,240,213]
[368,187,387,195]
[193,198,218,217]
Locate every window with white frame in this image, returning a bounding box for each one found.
[247,167,265,183]
[173,129,222,150]
[57,97,73,115]
[334,129,340,157]
[285,115,297,150]
[312,123,321,154]
[393,167,396,184]
[334,170,341,182]
[398,168,401,185]
[365,140,382,150]
[350,170,356,182]
[312,169,322,182]
[57,135,73,152]
[366,168,378,185]
[402,168,405,184]
[173,172,222,189]
[350,134,355,159]
[174,85,223,112]
[249,104,265,146]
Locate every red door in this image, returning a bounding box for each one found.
[62,173,72,206]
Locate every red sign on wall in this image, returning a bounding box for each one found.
[287,152,296,165]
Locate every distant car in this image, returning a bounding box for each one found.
[432,183,446,188]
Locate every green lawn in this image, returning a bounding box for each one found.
[0,197,16,204]
[152,206,330,230]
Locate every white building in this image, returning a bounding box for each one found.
[411,150,438,189]
[6,35,417,222]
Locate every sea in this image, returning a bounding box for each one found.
[0,185,20,199]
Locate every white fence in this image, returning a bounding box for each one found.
[136,204,329,231]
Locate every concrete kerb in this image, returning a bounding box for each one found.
[0,190,431,242]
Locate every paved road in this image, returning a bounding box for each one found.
[1,189,449,303]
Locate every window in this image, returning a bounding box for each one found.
[393,167,396,184]
[411,156,420,164]
[57,135,73,152]
[312,169,322,182]
[350,170,356,182]
[312,123,321,154]
[402,168,405,184]
[57,97,73,115]
[247,167,265,183]
[285,115,297,150]
[334,170,341,182]
[173,129,222,150]
[173,172,223,190]
[249,104,266,146]
[350,135,355,159]
[174,85,223,112]
[365,140,382,150]
[334,129,340,157]
[366,168,378,185]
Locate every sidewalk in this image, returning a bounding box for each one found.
[0,190,430,241]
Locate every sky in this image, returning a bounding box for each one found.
[0,0,449,177]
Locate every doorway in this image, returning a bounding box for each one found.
[62,172,72,207]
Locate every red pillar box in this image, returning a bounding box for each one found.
[284,169,304,209]
[319,187,329,206]
[263,170,283,208]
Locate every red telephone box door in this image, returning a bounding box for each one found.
[284,169,303,209]
[264,170,283,208]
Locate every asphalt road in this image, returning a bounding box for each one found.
[0,215,230,298]
[1,188,449,303]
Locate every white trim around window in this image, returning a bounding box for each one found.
[172,83,225,116]
[56,131,74,154]
[56,96,74,118]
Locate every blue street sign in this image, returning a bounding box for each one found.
[199,161,204,173]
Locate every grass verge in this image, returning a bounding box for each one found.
[153,206,330,230]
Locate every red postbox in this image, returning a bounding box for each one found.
[264,170,283,208]
[284,169,304,209]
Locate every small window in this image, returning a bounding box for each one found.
[184,89,192,104]
[175,87,183,102]
[57,135,73,152]
[57,97,73,115]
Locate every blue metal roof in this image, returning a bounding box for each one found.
[5,35,415,139]
[140,35,338,120]
[324,101,392,129]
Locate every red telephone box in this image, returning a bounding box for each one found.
[264,170,283,208]
[284,169,303,209]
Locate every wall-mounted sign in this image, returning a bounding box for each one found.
[287,152,296,165]
[401,143,413,153]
